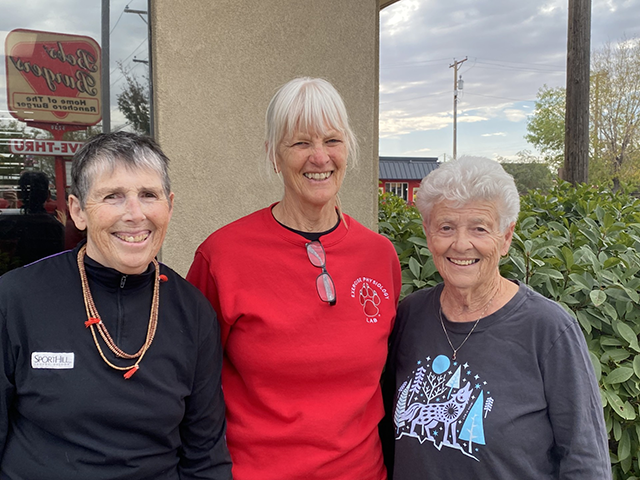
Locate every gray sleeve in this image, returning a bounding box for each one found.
[542,321,611,480]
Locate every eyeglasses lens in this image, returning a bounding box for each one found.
[306,241,336,306]
[306,242,325,267]
[316,273,336,304]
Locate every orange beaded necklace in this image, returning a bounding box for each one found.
[77,244,161,379]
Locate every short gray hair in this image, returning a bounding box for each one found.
[264,77,359,169]
[71,132,171,208]
[415,156,520,232]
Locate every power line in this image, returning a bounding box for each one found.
[110,38,147,76]
[381,57,453,69]
[382,56,565,72]
[463,92,537,103]
[473,56,565,69]
[110,8,126,34]
[471,62,565,73]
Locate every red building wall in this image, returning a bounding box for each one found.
[379,179,422,205]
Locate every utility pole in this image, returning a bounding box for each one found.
[564,0,591,184]
[101,0,110,133]
[450,57,467,160]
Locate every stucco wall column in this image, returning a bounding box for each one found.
[152,1,383,274]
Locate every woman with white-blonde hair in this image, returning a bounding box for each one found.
[188,77,401,480]
[381,156,610,479]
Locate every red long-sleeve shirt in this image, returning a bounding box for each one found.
[188,205,401,480]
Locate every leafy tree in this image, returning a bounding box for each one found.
[525,85,566,172]
[63,125,102,142]
[500,159,555,194]
[591,38,640,191]
[525,37,640,191]
[116,63,150,135]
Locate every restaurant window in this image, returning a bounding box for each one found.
[1,1,151,275]
[385,182,409,202]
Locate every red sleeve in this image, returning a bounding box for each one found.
[390,245,402,333]
[186,251,232,347]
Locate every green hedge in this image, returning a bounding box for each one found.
[378,185,640,480]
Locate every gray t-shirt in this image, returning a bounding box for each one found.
[381,281,611,480]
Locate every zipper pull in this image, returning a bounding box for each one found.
[120,275,127,288]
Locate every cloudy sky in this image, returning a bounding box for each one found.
[379,0,640,160]
[1,0,639,159]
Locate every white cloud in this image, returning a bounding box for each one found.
[403,147,433,155]
[504,109,528,122]
[458,114,488,124]
[381,0,423,37]
[482,132,507,137]
[379,110,451,137]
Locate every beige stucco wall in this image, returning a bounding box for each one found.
[152,1,385,275]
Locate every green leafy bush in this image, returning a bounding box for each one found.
[379,184,640,479]
[378,193,441,299]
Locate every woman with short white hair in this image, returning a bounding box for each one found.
[188,77,401,480]
[381,156,610,479]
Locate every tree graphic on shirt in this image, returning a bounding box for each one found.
[394,380,410,432]
[484,397,494,418]
[422,370,447,402]
[460,390,486,453]
[446,366,462,398]
[408,366,426,403]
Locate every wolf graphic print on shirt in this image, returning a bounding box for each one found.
[393,354,493,461]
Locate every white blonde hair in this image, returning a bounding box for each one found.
[415,156,520,232]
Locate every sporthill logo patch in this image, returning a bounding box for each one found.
[31,352,75,369]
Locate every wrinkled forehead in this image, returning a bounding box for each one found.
[85,157,163,190]
[428,199,505,228]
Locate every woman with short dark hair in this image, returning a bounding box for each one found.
[0,132,232,479]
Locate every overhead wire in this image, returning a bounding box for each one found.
[381,57,453,69]
[382,56,565,73]
[110,38,147,76]
[110,8,126,34]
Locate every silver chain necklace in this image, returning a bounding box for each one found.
[439,291,497,360]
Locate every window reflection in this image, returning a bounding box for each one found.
[0,172,66,274]
[1,1,149,275]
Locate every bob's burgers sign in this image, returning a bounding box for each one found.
[5,29,102,126]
